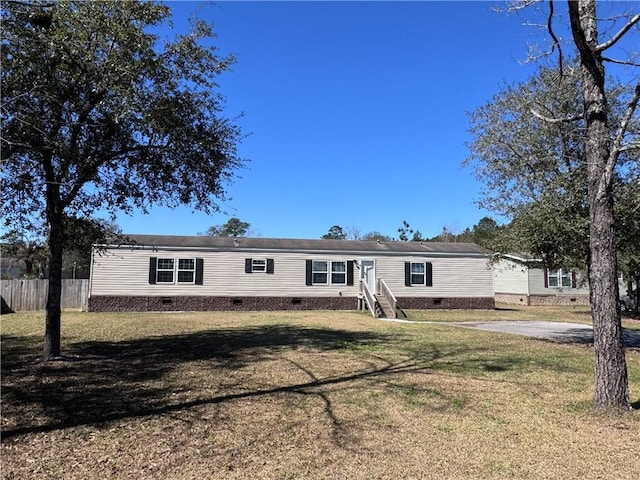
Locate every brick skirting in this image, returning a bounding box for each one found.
[89,296,357,312]
[494,293,530,305]
[397,297,495,310]
[495,293,590,306]
[89,295,496,312]
[527,294,589,306]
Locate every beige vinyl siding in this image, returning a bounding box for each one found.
[375,256,493,298]
[529,267,590,296]
[91,249,361,297]
[494,259,529,295]
[90,248,493,298]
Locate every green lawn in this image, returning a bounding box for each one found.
[2,307,639,479]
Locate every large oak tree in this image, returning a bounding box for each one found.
[468,0,639,410]
[550,0,638,411]
[1,0,245,360]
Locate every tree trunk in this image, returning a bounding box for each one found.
[569,0,630,410]
[44,186,63,360]
[24,258,34,277]
[589,189,629,409]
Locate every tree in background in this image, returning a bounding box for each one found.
[468,1,639,410]
[470,217,501,249]
[1,1,245,360]
[397,220,413,241]
[428,226,457,243]
[424,218,501,247]
[1,216,121,279]
[361,231,392,242]
[0,231,48,278]
[322,225,347,240]
[343,225,362,240]
[396,221,425,241]
[615,179,640,314]
[62,217,121,278]
[200,217,251,237]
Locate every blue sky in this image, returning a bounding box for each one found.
[115,0,551,239]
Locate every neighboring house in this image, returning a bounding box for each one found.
[494,254,589,306]
[89,235,495,316]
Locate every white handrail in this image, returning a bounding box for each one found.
[378,279,397,318]
[359,279,377,318]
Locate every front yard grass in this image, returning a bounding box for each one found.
[2,307,639,479]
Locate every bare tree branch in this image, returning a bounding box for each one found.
[530,108,583,123]
[547,0,564,77]
[618,143,640,154]
[0,138,33,149]
[601,56,640,67]
[596,13,640,53]
[3,0,54,6]
[609,80,640,169]
[502,0,542,13]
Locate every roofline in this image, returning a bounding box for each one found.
[94,235,490,257]
[96,243,489,258]
[502,253,543,263]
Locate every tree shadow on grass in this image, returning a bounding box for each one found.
[2,325,401,439]
[553,326,640,348]
[1,323,547,442]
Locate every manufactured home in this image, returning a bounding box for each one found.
[89,235,495,317]
[494,254,589,306]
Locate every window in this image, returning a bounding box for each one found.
[305,260,354,286]
[245,258,274,274]
[252,259,266,272]
[177,258,195,283]
[411,262,425,285]
[156,258,174,283]
[404,261,433,287]
[331,261,347,284]
[312,260,328,284]
[149,257,203,285]
[547,268,572,288]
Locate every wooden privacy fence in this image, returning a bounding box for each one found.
[1,279,89,312]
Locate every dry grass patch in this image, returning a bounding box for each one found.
[2,309,639,479]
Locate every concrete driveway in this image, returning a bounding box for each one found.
[451,321,640,348]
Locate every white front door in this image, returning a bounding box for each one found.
[361,260,376,294]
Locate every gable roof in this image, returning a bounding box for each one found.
[502,253,543,263]
[101,234,488,256]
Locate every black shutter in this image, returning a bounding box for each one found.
[347,261,354,286]
[306,260,313,286]
[267,258,275,274]
[245,258,252,273]
[405,262,411,286]
[571,271,577,288]
[195,258,204,285]
[149,257,157,284]
[425,262,433,287]
[544,268,549,288]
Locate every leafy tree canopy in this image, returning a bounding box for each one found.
[396,220,425,241]
[0,0,245,359]
[361,231,392,242]
[200,217,251,237]
[466,62,639,268]
[1,0,245,227]
[322,225,347,240]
